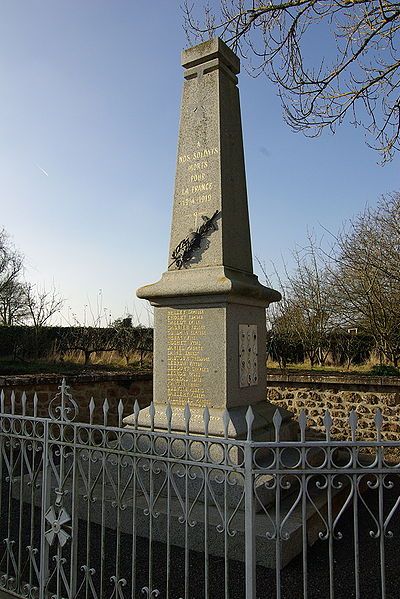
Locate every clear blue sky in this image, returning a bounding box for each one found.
[1,1,398,325]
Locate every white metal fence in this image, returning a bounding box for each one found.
[0,380,399,599]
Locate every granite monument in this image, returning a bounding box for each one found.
[126,38,293,439]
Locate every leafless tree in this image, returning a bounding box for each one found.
[329,193,400,366]
[112,316,153,367]
[60,327,116,365]
[0,230,26,325]
[259,233,340,367]
[23,284,64,329]
[0,281,29,326]
[184,0,400,161]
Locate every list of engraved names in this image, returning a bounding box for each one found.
[167,309,210,405]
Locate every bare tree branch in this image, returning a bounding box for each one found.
[184,0,400,161]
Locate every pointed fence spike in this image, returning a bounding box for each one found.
[222,409,230,438]
[299,409,307,430]
[166,403,173,431]
[118,399,124,416]
[323,410,333,430]
[183,403,191,434]
[148,402,156,431]
[203,406,210,436]
[323,409,332,441]
[246,406,254,441]
[89,398,95,424]
[148,402,155,428]
[349,410,358,432]
[0,389,4,414]
[118,399,124,426]
[149,402,156,419]
[102,398,109,426]
[273,409,282,441]
[299,410,307,441]
[89,397,95,414]
[273,408,282,429]
[132,399,140,429]
[33,393,38,418]
[21,392,27,416]
[375,408,383,431]
[184,403,191,419]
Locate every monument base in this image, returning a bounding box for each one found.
[123,400,297,441]
[16,466,351,570]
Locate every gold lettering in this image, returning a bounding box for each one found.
[167,309,209,404]
[188,161,208,172]
[190,173,205,183]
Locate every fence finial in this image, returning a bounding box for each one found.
[273,408,282,441]
[102,398,109,426]
[349,410,358,440]
[133,400,140,428]
[374,409,383,434]
[21,391,27,416]
[203,406,210,436]
[149,402,156,431]
[184,403,191,433]
[299,409,307,442]
[89,398,95,424]
[222,409,230,439]
[118,399,124,427]
[166,403,173,432]
[246,406,254,441]
[323,410,332,439]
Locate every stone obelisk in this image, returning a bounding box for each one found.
[129,38,291,439]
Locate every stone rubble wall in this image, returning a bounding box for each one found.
[0,372,153,427]
[1,371,400,441]
[266,373,400,442]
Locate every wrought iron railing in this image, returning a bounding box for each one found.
[0,380,399,599]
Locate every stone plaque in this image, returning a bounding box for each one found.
[239,324,258,387]
[167,308,210,405]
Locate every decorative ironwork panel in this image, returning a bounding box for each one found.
[239,324,258,387]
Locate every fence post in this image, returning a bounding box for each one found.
[244,408,256,599]
[39,419,50,599]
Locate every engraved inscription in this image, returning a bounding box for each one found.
[239,324,258,387]
[167,309,210,405]
[177,146,218,207]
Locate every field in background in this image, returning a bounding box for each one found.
[0,349,153,376]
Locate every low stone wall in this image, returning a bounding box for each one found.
[266,373,400,441]
[0,372,153,426]
[2,371,400,441]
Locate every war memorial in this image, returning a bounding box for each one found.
[125,37,295,441]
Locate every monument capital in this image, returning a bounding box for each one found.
[181,37,240,75]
